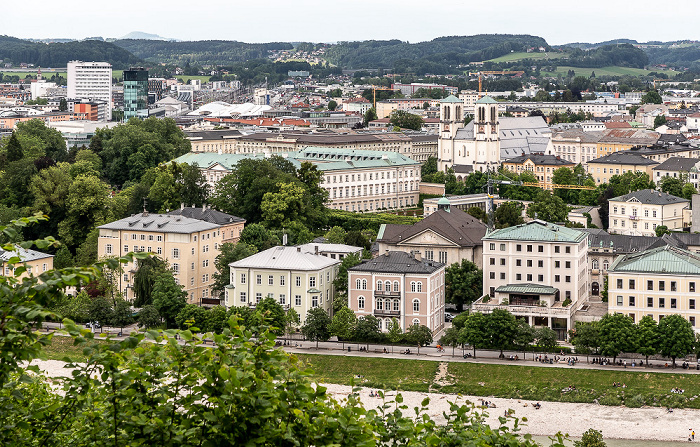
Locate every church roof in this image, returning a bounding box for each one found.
[475,95,498,104]
[440,95,463,103]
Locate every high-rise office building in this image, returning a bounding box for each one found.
[123,68,149,120]
[67,61,113,121]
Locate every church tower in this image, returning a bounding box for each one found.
[437,95,464,172]
[473,95,500,170]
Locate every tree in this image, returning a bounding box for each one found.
[569,321,599,362]
[513,319,535,359]
[439,326,460,356]
[659,176,683,198]
[4,133,23,162]
[257,296,286,336]
[211,242,257,297]
[327,100,337,111]
[405,324,433,353]
[324,226,347,244]
[332,253,362,297]
[421,156,438,178]
[260,182,307,228]
[597,313,638,363]
[329,306,356,349]
[132,255,168,307]
[574,429,607,447]
[206,305,229,334]
[657,314,694,367]
[301,307,331,348]
[389,110,424,131]
[53,245,73,269]
[344,230,370,251]
[111,297,134,331]
[445,260,482,312]
[352,315,384,344]
[459,312,487,358]
[239,223,280,252]
[59,98,68,111]
[64,290,92,323]
[484,309,517,356]
[641,90,662,104]
[57,174,112,252]
[636,315,659,366]
[363,107,377,126]
[466,207,486,222]
[151,272,188,329]
[137,304,161,329]
[655,225,670,237]
[527,190,567,223]
[387,318,403,348]
[494,201,524,228]
[284,308,300,338]
[682,183,698,201]
[535,327,558,352]
[653,115,666,128]
[87,296,113,332]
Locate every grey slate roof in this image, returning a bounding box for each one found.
[378,208,487,248]
[99,213,220,234]
[609,189,688,205]
[349,251,444,274]
[453,116,552,159]
[609,245,700,275]
[504,154,574,166]
[587,152,657,165]
[652,157,700,172]
[583,229,661,254]
[186,130,242,140]
[495,283,558,295]
[230,246,340,271]
[0,247,53,263]
[167,207,245,225]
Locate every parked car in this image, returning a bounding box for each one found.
[445,313,455,322]
[85,321,101,329]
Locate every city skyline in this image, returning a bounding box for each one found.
[2,0,699,46]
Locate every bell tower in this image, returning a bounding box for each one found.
[473,95,501,170]
[437,94,465,172]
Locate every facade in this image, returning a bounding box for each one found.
[391,83,458,97]
[586,152,658,185]
[423,193,491,217]
[0,247,54,279]
[225,246,340,324]
[123,68,149,120]
[608,245,700,328]
[476,220,589,339]
[67,61,112,121]
[502,154,575,190]
[652,157,700,189]
[551,129,603,165]
[97,210,245,305]
[596,129,659,158]
[377,198,487,268]
[608,189,689,236]
[347,251,445,334]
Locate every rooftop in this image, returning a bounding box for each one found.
[609,189,688,205]
[652,157,700,172]
[349,251,444,274]
[230,246,340,271]
[378,208,487,248]
[495,283,558,295]
[587,152,657,166]
[483,220,587,243]
[98,213,220,234]
[609,245,700,276]
[0,246,53,263]
[504,154,575,166]
[167,207,245,225]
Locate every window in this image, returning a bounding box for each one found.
[394,300,400,311]
[691,282,696,293]
[671,298,677,309]
[280,276,285,286]
[268,275,274,285]
[490,258,495,265]
[393,281,400,292]
[565,276,571,283]
[157,247,162,255]
[565,261,571,269]
[489,243,495,250]
[647,280,653,291]
[527,245,533,252]
[377,299,384,310]
[628,280,635,290]
[538,245,544,253]
[671,281,677,292]
[500,258,506,266]
[279,294,286,305]
[172,264,179,274]
[172,248,179,259]
[565,247,571,254]
[377,280,384,291]
[603,261,609,270]
[516,244,522,252]
[527,260,532,267]
[309,277,316,288]
[501,273,506,280]
[424,250,434,261]
[617,296,623,306]
[538,260,543,268]
[241,273,246,284]
[417,282,422,292]
[629,296,635,307]
[690,299,695,310]
[526,274,533,281]
[256,275,262,285]
[554,275,560,282]
[356,279,361,290]
[555,261,560,268]
[240,292,247,303]
[157,235,162,242]
[516,274,522,281]
[691,317,696,327]
[132,234,137,240]
[413,299,420,313]
[616,279,623,288]
[256,293,262,303]
[555,246,560,254]
[659,298,665,308]
[311,296,318,308]
[190,277,194,286]
[296,276,301,287]
[500,243,506,251]
[516,259,522,266]
[385,281,391,292]
[439,251,448,263]
[295,295,302,306]
[647,297,653,307]
[123,245,129,253]
[538,274,544,282]
[658,281,665,291]
[489,272,495,279]
[106,244,113,254]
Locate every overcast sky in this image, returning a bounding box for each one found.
[2,0,699,45]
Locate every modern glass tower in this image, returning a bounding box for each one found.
[123,68,149,120]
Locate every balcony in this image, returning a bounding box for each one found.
[373,309,401,318]
[374,290,401,298]
[472,302,571,317]
[629,215,639,220]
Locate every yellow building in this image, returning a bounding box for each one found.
[502,154,575,190]
[586,152,657,185]
[97,209,245,306]
[0,247,54,279]
[609,245,700,329]
[596,129,659,158]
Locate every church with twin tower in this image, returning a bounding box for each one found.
[437,94,553,178]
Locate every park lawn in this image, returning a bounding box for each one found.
[443,361,700,409]
[40,334,109,363]
[176,75,212,84]
[297,354,439,393]
[487,52,565,63]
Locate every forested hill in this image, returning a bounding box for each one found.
[111,39,294,65]
[0,36,142,68]
[323,34,550,71]
[562,44,649,68]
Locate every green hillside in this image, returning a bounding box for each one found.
[487,51,565,63]
[540,65,679,77]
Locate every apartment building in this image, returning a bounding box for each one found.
[652,157,700,189]
[596,129,659,158]
[0,247,54,279]
[608,189,688,236]
[67,61,112,121]
[475,220,589,339]
[501,154,575,190]
[551,129,602,165]
[347,251,445,334]
[608,245,700,328]
[97,210,245,306]
[586,152,658,185]
[377,198,487,268]
[224,246,339,324]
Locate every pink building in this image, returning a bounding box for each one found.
[347,251,445,335]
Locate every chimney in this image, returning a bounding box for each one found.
[282,234,288,246]
[414,251,422,261]
[314,245,319,256]
[180,203,185,211]
[296,246,301,252]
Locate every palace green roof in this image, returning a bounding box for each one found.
[440,95,463,103]
[609,245,700,276]
[483,220,587,243]
[495,284,558,295]
[475,95,498,104]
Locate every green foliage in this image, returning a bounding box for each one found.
[535,327,558,351]
[352,315,385,343]
[459,312,488,357]
[574,429,607,447]
[327,99,337,111]
[326,209,420,233]
[570,321,600,358]
[137,304,161,329]
[404,324,433,346]
[655,225,670,237]
[87,296,112,329]
[494,201,524,229]
[329,306,357,342]
[657,314,695,366]
[324,225,347,244]
[513,319,535,355]
[111,297,134,329]
[256,296,286,336]
[147,162,210,212]
[659,176,683,198]
[486,308,518,355]
[641,89,663,104]
[387,318,403,344]
[636,315,659,361]
[527,190,568,223]
[175,303,210,330]
[239,223,280,252]
[653,114,667,128]
[151,272,188,328]
[332,253,362,296]
[363,107,378,126]
[132,255,168,307]
[389,110,424,130]
[284,308,300,337]
[301,307,332,347]
[421,156,438,179]
[445,260,482,312]
[466,206,486,222]
[211,242,257,297]
[4,132,23,162]
[598,313,638,362]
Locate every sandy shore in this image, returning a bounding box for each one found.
[32,360,698,443]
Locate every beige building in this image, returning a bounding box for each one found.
[347,251,445,334]
[586,152,658,185]
[608,245,700,328]
[475,220,589,339]
[608,189,689,236]
[224,246,339,324]
[0,247,54,279]
[97,209,245,306]
[377,198,486,268]
[502,154,575,190]
[551,129,602,166]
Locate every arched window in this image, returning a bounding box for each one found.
[356,279,361,290]
[385,281,391,292]
[603,261,609,271]
[358,296,365,309]
[592,259,599,269]
[417,282,423,293]
[413,299,420,313]
[385,319,391,330]
[361,279,367,290]
[385,298,391,310]
[377,299,383,310]
[377,281,383,291]
[410,281,416,292]
[412,318,420,326]
[393,281,400,292]
[393,299,400,311]
[490,106,496,123]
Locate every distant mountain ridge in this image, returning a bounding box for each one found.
[116,31,179,42]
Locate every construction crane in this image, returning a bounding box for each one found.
[468,71,526,94]
[370,86,396,108]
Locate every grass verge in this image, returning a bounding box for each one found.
[40,334,105,363]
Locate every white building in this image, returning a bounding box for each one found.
[67,61,112,121]
[30,80,57,100]
[608,189,689,236]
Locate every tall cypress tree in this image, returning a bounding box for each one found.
[5,133,23,162]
